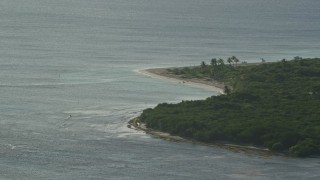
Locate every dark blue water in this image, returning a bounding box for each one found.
[1,0,319,179]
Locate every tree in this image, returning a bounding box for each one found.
[211,58,217,67]
[294,56,302,61]
[223,85,231,95]
[227,57,233,65]
[232,56,239,65]
[218,58,224,66]
[281,59,287,67]
[201,61,207,69]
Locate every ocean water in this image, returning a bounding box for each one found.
[0,0,319,179]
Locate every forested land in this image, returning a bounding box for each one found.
[139,58,320,157]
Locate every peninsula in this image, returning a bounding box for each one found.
[130,57,320,157]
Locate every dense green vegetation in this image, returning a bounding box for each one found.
[140,58,320,157]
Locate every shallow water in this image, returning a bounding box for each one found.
[0,0,319,179]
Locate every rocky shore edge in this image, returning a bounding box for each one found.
[128,117,278,157]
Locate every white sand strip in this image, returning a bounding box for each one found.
[135,68,225,94]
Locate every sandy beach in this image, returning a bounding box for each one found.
[137,67,226,94]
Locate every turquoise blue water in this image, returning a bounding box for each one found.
[0,0,319,179]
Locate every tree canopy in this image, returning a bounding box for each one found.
[139,58,320,157]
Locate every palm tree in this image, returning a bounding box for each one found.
[218,58,224,66]
[227,57,233,65]
[211,58,217,67]
[201,61,207,69]
[294,56,302,61]
[232,56,239,65]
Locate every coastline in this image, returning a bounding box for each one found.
[137,67,226,94]
[131,66,277,156]
[128,118,275,156]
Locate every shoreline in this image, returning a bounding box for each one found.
[131,66,278,156]
[137,67,226,94]
[128,118,276,156]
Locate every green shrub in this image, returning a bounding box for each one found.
[289,139,319,157]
